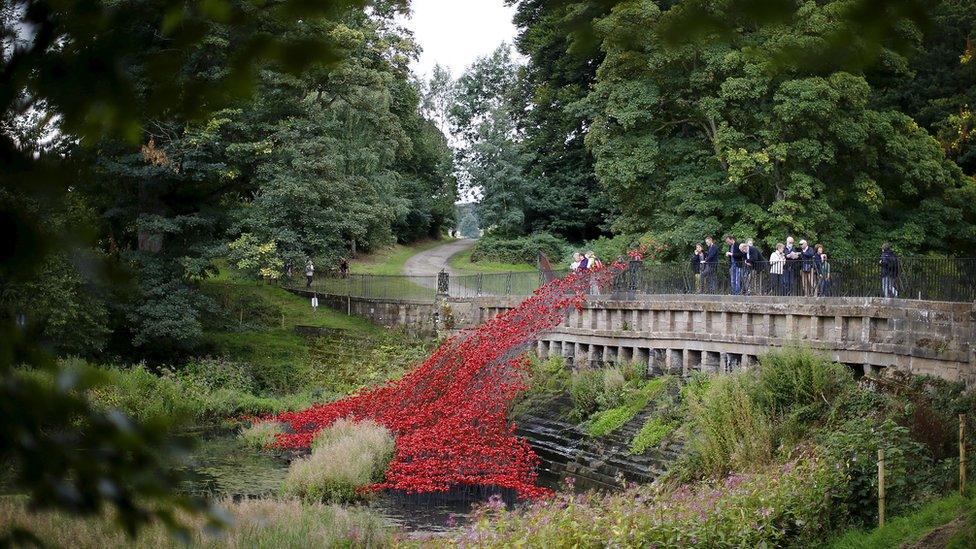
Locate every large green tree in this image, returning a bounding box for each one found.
[586,0,976,257]
[507,0,616,241]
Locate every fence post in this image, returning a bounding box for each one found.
[961,414,967,495]
[476,273,483,296]
[346,275,352,315]
[437,269,450,297]
[505,272,513,295]
[878,448,886,527]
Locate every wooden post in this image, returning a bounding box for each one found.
[878,449,886,527]
[961,414,967,495]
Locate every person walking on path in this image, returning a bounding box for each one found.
[691,244,704,293]
[339,258,349,279]
[770,243,786,295]
[880,244,899,298]
[799,240,816,296]
[725,234,745,295]
[703,236,719,293]
[305,259,314,288]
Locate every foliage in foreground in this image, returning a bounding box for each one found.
[458,455,843,548]
[280,419,394,503]
[0,495,392,548]
[829,492,976,549]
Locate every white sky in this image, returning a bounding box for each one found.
[404,0,519,79]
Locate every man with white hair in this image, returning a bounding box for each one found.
[783,236,800,295]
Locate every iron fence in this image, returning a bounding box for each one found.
[608,257,976,302]
[283,272,438,301]
[281,257,976,304]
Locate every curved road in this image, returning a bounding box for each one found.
[402,238,475,277]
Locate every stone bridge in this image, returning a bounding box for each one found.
[290,289,976,384]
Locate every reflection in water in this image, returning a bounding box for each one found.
[178,430,524,535]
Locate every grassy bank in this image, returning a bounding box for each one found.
[18,276,434,425]
[830,492,976,548]
[349,239,448,275]
[0,495,394,548]
[448,246,537,274]
[473,348,976,547]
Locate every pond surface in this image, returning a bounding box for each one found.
[177,428,488,535]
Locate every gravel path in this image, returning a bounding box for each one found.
[402,238,475,278]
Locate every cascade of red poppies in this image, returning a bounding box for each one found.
[272,263,621,498]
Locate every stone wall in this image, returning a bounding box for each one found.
[286,289,440,337]
[461,295,976,384]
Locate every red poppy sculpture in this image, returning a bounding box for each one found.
[272,263,621,498]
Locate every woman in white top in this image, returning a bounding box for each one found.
[570,252,583,272]
[769,243,786,295]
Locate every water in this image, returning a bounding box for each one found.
[176,428,486,534]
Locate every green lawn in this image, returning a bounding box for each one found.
[829,492,976,549]
[349,238,449,275]
[201,276,387,369]
[448,246,538,274]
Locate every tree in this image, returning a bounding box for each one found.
[585,0,976,257]
[450,45,530,236]
[507,0,616,241]
[0,0,381,538]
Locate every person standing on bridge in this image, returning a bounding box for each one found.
[691,243,705,293]
[571,252,584,272]
[880,244,899,298]
[305,259,314,288]
[725,234,745,295]
[770,243,786,295]
[799,240,817,296]
[703,236,719,293]
[784,236,800,295]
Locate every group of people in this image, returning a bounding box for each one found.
[569,251,603,272]
[690,235,900,298]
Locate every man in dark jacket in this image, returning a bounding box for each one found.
[880,244,899,298]
[725,234,745,295]
[746,239,765,295]
[703,236,719,293]
[783,236,800,295]
[799,240,817,296]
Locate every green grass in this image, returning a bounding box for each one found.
[201,278,386,369]
[0,495,394,548]
[629,417,677,455]
[349,238,448,275]
[448,246,538,274]
[585,378,666,437]
[829,493,975,549]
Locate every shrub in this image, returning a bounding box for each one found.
[686,373,773,475]
[86,364,204,424]
[281,419,394,503]
[470,233,569,265]
[568,368,603,422]
[821,417,930,525]
[461,456,846,548]
[239,421,286,449]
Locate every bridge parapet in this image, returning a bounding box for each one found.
[447,295,976,383]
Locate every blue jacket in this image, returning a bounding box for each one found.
[705,244,720,265]
[729,241,745,268]
[800,247,816,272]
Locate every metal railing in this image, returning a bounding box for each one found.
[284,273,438,301]
[281,257,976,304]
[609,257,976,302]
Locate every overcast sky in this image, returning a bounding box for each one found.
[404,0,519,79]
